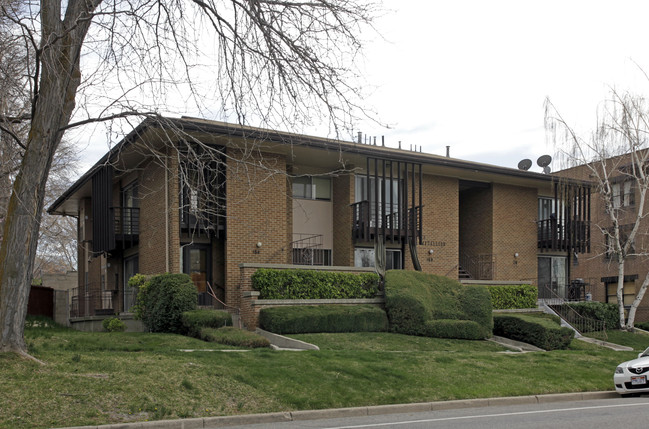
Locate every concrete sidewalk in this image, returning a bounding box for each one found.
[55,391,620,429]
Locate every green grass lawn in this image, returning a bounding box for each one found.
[0,322,646,429]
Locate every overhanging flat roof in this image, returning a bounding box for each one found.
[48,116,591,216]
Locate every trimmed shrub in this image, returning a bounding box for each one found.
[259,305,389,334]
[181,309,232,338]
[635,321,649,331]
[200,327,270,348]
[102,317,126,333]
[384,270,492,339]
[135,273,197,333]
[252,269,380,299]
[493,314,574,350]
[484,284,537,310]
[424,319,486,340]
[552,301,619,331]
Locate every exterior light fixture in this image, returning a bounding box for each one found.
[256,242,263,248]
[514,252,519,258]
[428,249,434,255]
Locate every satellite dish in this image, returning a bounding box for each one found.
[517,159,532,171]
[543,166,552,174]
[537,155,552,168]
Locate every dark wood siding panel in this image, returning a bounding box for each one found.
[91,165,114,253]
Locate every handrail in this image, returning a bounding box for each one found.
[459,252,494,280]
[540,284,607,339]
[291,233,323,249]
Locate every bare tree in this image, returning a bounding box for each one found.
[0,0,30,241]
[0,0,377,355]
[34,141,79,276]
[1,0,78,277]
[545,90,649,331]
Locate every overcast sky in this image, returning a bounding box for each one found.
[355,0,649,171]
[73,0,649,175]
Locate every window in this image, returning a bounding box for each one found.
[292,176,331,200]
[537,197,566,221]
[612,180,635,208]
[538,197,553,221]
[178,145,226,232]
[355,176,401,228]
[606,280,636,306]
[354,248,402,270]
[355,176,400,206]
[537,256,567,299]
[121,181,139,235]
[537,197,565,242]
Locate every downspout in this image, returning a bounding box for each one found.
[165,153,170,272]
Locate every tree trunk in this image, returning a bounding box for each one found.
[627,272,649,330]
[0,137,55,352]
[616,259,626,330]
[0,0,100,354]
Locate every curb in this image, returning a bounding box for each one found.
[52,391,620,429]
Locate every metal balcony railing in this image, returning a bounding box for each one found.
[351,200,422,243]
[537,219,589,252]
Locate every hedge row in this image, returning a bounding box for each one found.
[181,309,232,338]
[493,314,574,350]
[423,319,487,340]
[252,269,380,299]
[484,284,537,310]
[259,305,388,334]
[384,270,493,340]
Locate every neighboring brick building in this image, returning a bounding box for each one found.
[48,117,592,327]
[558,152,649,323]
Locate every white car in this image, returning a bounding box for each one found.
[615,347,649,396]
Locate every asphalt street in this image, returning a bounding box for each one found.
[215,397,649,429]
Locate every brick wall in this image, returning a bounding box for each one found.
[167,152,181,273]
[138,158,169,275]
[406,174,459,278]
[225,150,290,309]
[491,183,537,283]
[332,173,355,266]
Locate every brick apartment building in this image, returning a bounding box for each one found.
[558,152,649,323]
[48,117,592,328]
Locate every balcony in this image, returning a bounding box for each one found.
[351,200,422,244]
[537,219,590,253]
[110,207,140,248]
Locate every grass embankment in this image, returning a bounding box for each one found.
[0,319,645,429]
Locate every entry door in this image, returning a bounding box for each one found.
[183,245,212,305]
[538,256,567,299]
